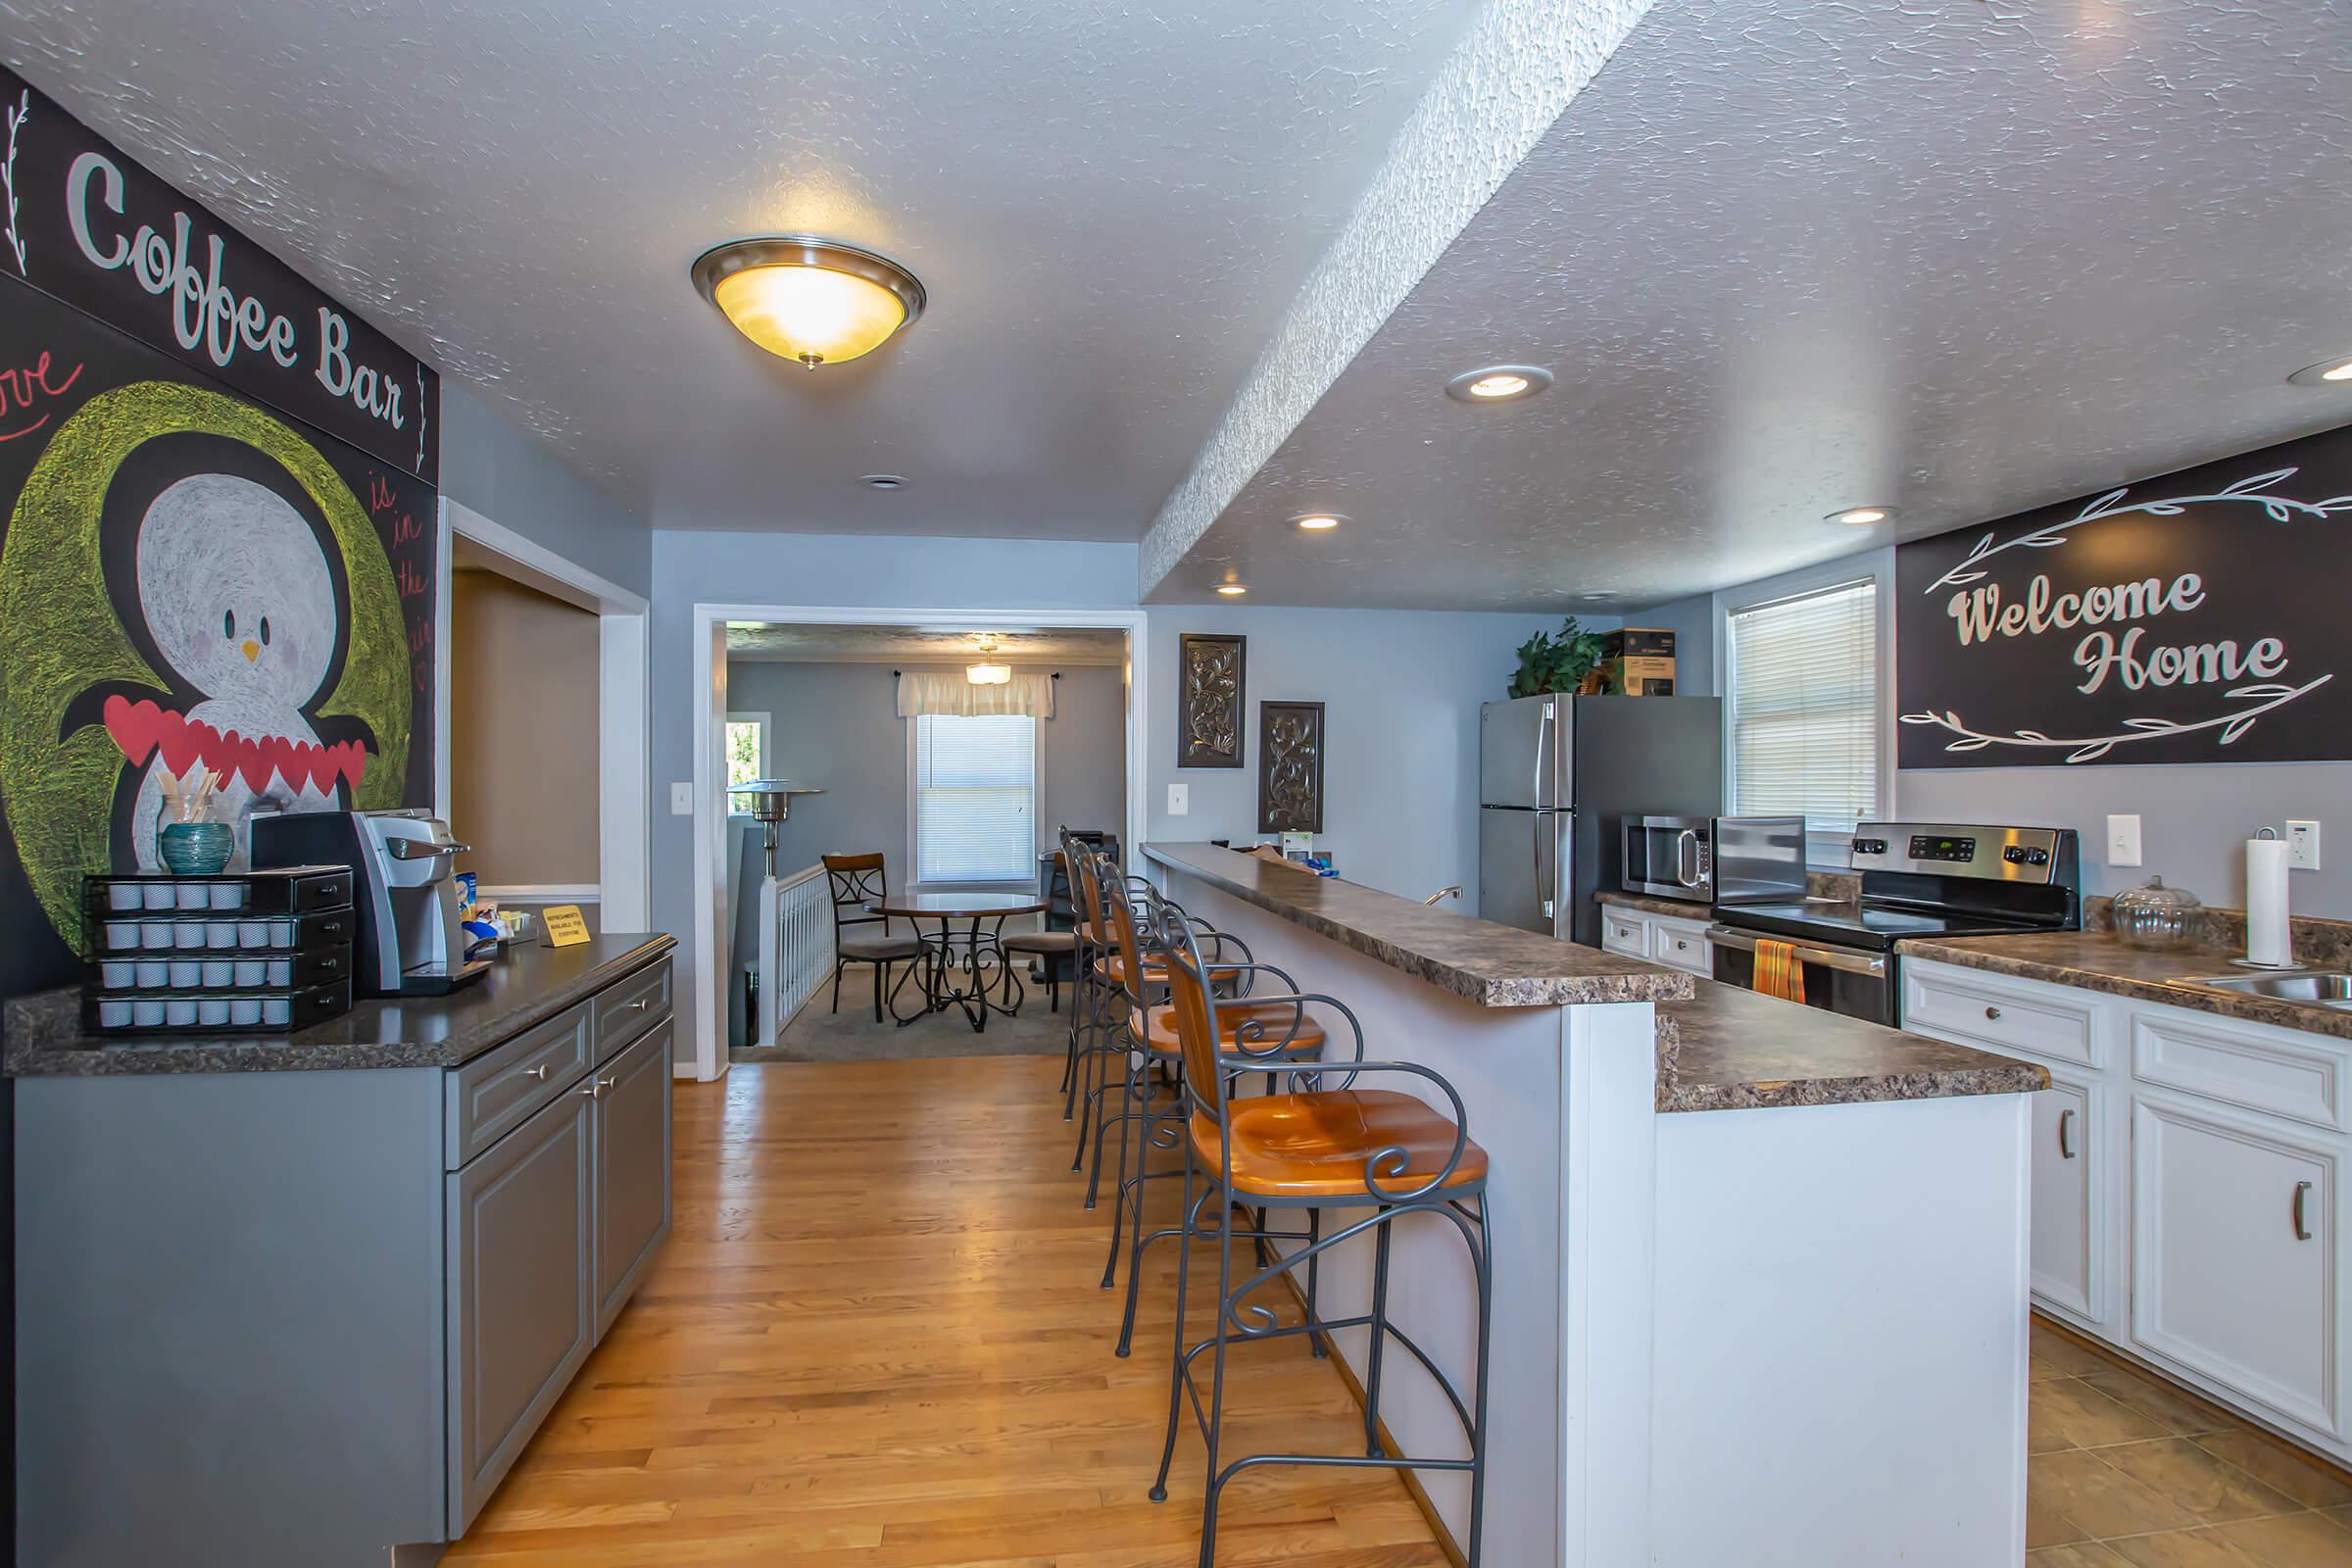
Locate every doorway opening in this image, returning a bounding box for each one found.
[687,606,1147,1081]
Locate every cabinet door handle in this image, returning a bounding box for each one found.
[525,1062,551,1081]
[2292,1180,2314,1242]
[1984,1005,2002,1020]
[578,1076,616,1100]
[2057,1107,2076,1160]
[629,998,650,1010]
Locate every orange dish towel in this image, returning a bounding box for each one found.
[1754,938,1808,1004]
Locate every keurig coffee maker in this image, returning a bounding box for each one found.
[251,809,490,997]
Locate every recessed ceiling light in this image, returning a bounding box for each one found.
[859,473,906,491]
[1829,506,1896,525]
[1214,584,1248,596]
[1444,365,1554,404]
[1292,513,1346,531]
[691,235,925,369]
[2287,357,2352,387]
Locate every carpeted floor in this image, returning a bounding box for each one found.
[732,959,1072,1062]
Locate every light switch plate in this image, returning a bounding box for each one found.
[670,781,695,816]
[1167,783,1189,816]
[2106,814,2142,867]
[2287,819,2322,871]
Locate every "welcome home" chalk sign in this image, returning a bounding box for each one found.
[1895,423,2351,768]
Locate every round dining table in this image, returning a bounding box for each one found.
[867,891,1049,1032]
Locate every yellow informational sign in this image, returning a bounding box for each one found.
[537,905,591,949]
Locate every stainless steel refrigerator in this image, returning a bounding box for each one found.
[1478,695,1724,945]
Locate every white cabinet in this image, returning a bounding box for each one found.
[2131,1093,2337,1436]
[1601,906,1650,959]
[1595,903,1712,976]
[2031,1071,2101,1321]
[1899,955,2352,1461]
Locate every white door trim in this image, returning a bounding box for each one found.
[689,602,1149,1083]
[435,498,652,934]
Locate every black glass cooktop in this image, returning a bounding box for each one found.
[1713,900,2048,953]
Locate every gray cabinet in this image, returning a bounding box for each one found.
[596,1020,674,1336]
[448,1083,597,1534]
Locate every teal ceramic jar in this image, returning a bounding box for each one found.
[159,821,233,876]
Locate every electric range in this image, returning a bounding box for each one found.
[1706,821,2082,1027]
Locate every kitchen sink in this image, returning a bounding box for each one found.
[2170,970,2352,1009]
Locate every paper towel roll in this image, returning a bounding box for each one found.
[2246,836,2291,967]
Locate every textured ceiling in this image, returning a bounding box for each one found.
[1148,0,2352,609]
[725,623,1126,664]
[0,0,1488,539]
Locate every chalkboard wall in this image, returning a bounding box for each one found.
[1896,423,2352,769]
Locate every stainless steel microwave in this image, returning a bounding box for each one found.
[1620,815,1713,902]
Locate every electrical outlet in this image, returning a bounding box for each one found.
[2106,814,2142,867]
[2287,819,2322,871]
[670,781,695,816]
[1167,783,1189,816]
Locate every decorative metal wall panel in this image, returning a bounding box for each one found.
[1177,634,1245,768]
[1256,701,1325,833]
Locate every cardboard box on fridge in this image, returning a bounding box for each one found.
[1600,655,1676,696]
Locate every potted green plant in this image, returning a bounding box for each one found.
[1506,616,1604,698]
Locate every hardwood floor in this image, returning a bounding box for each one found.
[442,1054,1447,1567]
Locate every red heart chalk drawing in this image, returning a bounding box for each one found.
[103,697,368,795]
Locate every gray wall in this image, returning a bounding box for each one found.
[439,382,652,598]
[1143,606,1608,910]
[725,660,1127,879]
[1642,574,2352,916]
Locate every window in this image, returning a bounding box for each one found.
[1725,577,1881,833]
[912,713,1038,883]
[724,712,769,796]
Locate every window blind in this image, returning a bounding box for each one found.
[913,713,1037,883]
[1728,578,1880,833]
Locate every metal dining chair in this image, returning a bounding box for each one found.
[818,852,925,1022]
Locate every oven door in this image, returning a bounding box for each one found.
[1706,925,1895,1027]
[1621,818,1713,901]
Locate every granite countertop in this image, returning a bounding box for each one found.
[1897,928,2352,1045]
[3,934,677,1076]
[1654,977,2048,1112]
[1144,843,1692,1007]
[1594,889,1714,920]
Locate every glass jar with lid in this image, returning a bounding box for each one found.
[2109,876,2206,951]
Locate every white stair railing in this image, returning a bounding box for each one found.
[758,862,834,1047]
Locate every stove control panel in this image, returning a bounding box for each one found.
[1850,821,2073,884]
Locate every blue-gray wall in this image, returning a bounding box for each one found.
[1143,606,1615,910]
[439,383,652,598]
[1642,569,2352,916]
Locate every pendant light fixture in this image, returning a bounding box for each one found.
[965,636,1011,686]
[691,236,927,369]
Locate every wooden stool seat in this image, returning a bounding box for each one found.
[1189,1091,1489,1200]
[1130,1003,1326,1055]
[1100,953,1238,989]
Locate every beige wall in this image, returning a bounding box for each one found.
[450,569,601,887]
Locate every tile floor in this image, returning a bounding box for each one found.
[2028,1319,2352,1565]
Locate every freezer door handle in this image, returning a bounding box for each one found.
[1535,811,1552,922]
[1533,702,1552,810]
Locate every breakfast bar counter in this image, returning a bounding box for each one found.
[1146,844,2040,1568]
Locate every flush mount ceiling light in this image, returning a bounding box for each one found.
[2287,357,2352,387]
[1214,583,1248,596]
[691,236,926,370]
[1828,506,1898,525]
[1444,365,1553,404]
[1292,513,1347,531]
[965,636,1011,686]
[859,473,907,491]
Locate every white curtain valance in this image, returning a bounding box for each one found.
[896,670,1056,719]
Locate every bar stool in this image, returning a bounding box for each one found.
[1147,903,1494,1568]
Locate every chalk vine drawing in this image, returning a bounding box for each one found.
[3,89,28,276]
[1903,465,2348,762]
[1923,467,2352,594]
